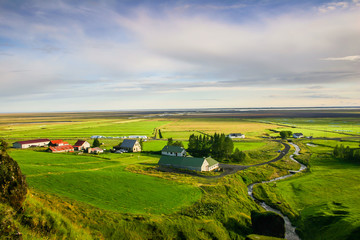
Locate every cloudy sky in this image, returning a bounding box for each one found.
[0,0,359,112]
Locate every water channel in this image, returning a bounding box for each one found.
[247,142,306,240]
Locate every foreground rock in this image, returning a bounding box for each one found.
[251,211,285,238]
[0,140,27,211]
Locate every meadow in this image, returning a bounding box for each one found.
[9,150,201,214]
[253,139,360,240]
[2,110,360,239]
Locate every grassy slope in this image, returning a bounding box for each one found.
[253,139,360,240]
[10,150,201,215]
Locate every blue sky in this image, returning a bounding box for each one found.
[0,0,359,112]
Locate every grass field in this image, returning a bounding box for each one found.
[253,139,360,240]
[9,150,201,214]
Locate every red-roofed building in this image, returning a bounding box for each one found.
[49,140,69,146]
[73,140,90,151]
[48,145,74,153]
[13,139,50,149]
[87,147,104,154]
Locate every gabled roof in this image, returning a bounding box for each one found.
[161,145,185,153]
[50,140,64,144]
[120,139,138,148]
[15,139,50,145]
[159,156,218,168]
[205,157,218,167]
[74,140,87,147]
[49,145,74,152]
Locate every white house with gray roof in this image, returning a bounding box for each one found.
[120,139,141,152]
[161,145,186,157]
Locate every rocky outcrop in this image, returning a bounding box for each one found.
[251,211,285,238]
[0,140,27,211]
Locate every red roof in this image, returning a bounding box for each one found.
[74,140,86,147]
[50,140,64,144]
[16,139,50,145]
[49,145,74,152]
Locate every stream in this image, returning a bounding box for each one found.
[247,142,306,240]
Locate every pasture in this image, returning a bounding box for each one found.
[253,139,360,240]
[9,150,201,214]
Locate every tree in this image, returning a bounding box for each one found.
[280,131,292,139]
[92,138,101,147]
[167,138,174,146]
[139,139,144,150]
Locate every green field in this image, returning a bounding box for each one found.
[10,150,201,214]
[2,112,360,239]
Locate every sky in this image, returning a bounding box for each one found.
[0,0,359,113]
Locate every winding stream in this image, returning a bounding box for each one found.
[247,142,306,240]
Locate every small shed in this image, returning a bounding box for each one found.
[293,133,304,139]
[161,145,186,157]
[87,147,104,154]
[227,133,245,139]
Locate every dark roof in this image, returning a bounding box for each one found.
[158,156,218,168]
[228,133,244,136]
[74,140,87,147]
[15,139,50,145]
[120,139,138,148]
[161,145,185,153]
[293,133,303,136]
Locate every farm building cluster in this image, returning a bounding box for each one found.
[12,139,219,172]
[12,138,143,154]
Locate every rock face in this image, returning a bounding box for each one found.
[0,145,28,211]
[251,211,285,238]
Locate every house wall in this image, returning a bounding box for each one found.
[132,142,141,152]
[13,141,49,149]
[162,150,186,157]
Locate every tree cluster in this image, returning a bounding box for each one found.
[280,131,292,139]
[187,133,246,162]
[333,144,360,162]
[167,138,184,147]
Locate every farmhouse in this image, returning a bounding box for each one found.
[73,140,90,151]
[119,139,141,152]
[293,133,304,138]
[13,139,50,149]
[227,133,245,139]
[87,147,104,154]
[49,140,69,146]
[161,145,186,157]
[158,156,219,172]
[48,145,74,153]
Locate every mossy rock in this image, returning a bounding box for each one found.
[0,148,28,210]
[251,211,285,238]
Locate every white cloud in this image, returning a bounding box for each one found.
[321,55,360,61]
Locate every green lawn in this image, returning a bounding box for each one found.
[10,150,201,214]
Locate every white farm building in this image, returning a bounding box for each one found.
[161,145,186,157]
[13,139,50,149]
